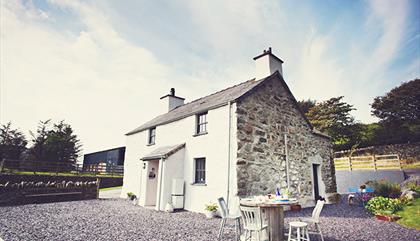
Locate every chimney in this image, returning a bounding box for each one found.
[253,47,284,80]
[160,88,185,112]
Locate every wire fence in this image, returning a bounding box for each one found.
[0,159,123,176]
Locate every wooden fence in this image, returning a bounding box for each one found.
[334,154,406,171]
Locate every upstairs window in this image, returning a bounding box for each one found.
[148,127,156,145]
[196,112,208,135]
[194,158,206,184]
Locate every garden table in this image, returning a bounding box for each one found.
[240,198,298,241]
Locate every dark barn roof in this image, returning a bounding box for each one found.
[126,72,330,139]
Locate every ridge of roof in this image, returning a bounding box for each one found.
[125,71,330,139]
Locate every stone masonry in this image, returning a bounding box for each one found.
[235,74,337,200]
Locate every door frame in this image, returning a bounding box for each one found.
[309,154,326,200]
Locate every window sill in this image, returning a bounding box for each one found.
[147,143,155,146]
[191,183,207,186]
[193,132,208,137]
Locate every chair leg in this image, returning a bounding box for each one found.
[218,219,226,240]
[297,227,301,241]
[315,223,324,241]
[234,219,238,241]
[288,225,292,241]
[305,227,310,241]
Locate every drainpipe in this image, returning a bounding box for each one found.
[157,157,165,211]
[226,101,232,210]
[284,134,290,190]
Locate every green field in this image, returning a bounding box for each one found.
[396,198,420,230]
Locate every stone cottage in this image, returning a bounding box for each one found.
[122,48,337,213]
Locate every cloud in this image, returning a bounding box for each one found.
[1,0,173,152]
[1,0,417,154]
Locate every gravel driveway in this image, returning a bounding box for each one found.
[0,198,419,241]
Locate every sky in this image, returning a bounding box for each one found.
[1,0,419,154]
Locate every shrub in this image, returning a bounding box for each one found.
[204,203,218,212]
[366,180,401,198]
[365,196,402,215]
[404,182,420,193]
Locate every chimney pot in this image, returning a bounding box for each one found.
[170,88,175,96]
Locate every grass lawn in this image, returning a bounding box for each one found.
[99,186,122,191]
[402,162,420,169]
[396,198,420,230]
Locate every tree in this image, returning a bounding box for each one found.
[305,96,357,149]
[29,120,81,168]
[297,99,316,115]
[0,122,27,160]
[371,79,420,144]
[372,79,420,123]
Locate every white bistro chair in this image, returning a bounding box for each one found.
[299,200,325,241]
[239,205,268,241]
[217,197,242,241]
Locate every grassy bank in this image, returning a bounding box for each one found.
[2,170,122,178]
[99,186,122,191]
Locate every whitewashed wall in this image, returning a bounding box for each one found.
[122,103,238,213]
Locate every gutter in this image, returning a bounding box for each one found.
[156,157,165,211]
[285,134,290,190]
[226,101,232,209]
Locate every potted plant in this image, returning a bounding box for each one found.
[127,192,135,201]
[365,196,402,222]
[204,203,218,218]
[127,192,137,204]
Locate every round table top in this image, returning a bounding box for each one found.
[240,198,298,207]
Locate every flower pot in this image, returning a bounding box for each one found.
[375,214,401,222]
[205,211,217,218]
[290,204,301,211]
[165,202,174,213]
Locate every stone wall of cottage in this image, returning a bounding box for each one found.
[235,76,336,199]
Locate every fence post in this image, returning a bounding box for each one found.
[0,158,4,173]
[348,156,352,171]
[398,154,402,170]
[373,155,377,171]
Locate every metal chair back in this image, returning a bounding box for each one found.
[217,197,228,218]
[311,200,325,222]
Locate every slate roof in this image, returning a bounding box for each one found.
[141,143,186,161]
[126,71,330,139]
[126,76,267,135]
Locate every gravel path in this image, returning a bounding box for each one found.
[0,198,419,241]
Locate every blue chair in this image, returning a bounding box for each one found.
[365,187,374,193]
[348,187,359,193]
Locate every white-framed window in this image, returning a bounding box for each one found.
[194,158,206,184]
[196,112,208,135]
[148,127,156,145]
